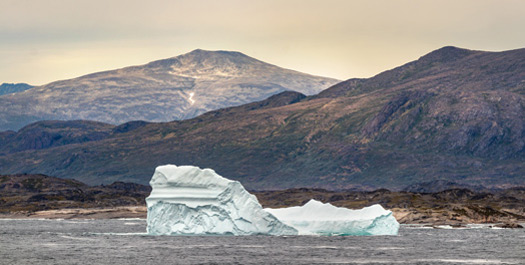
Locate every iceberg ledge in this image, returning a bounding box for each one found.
[266,200,400,236]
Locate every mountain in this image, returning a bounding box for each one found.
[0,83,32,96]
[0,49,339,131]
[1,46,525,190]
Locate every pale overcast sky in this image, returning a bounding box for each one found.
[1,0,525,85]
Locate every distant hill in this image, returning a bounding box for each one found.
[0,120,117,155]
[0,83,32,96]
[0,49,339,131]
[0,174,150,213]
[1,46,525,190]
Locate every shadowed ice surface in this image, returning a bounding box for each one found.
[0,219,524,264]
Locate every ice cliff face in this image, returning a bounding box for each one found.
[146,165,297,235]
[266,200,400,236]
[146,165,399,236]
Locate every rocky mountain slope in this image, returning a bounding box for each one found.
[0,50,338,131]
[1,46,524,190]
[0,83,32,96]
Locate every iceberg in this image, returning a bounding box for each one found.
[146,165,399,236]
[146,165,297,235]
[265,200,400,236]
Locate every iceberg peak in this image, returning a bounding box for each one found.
[146,165,297,235]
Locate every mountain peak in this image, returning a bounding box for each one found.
[187,49,247,57]
[0,49,339,131]
[176,49,259,65]
[146,49,262,71]
[418,46,478,63]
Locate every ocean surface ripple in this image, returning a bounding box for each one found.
[0,219,523,265]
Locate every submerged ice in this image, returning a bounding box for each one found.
[146,165,399,236]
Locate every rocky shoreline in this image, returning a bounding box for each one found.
[0,206,147,219]
[1,174,524,227]
[0,206,523,229]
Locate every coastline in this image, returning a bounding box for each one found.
[2,174,524,227]
[0,206,147,220]
[0,206,523,228]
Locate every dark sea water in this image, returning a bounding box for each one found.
[0,219,524,265]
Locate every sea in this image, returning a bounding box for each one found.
[0,219,524,265]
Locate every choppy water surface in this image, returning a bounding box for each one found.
[0,219,524,264]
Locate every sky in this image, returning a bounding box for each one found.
[1,0,525,86]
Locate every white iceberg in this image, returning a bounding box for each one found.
[265,199,400,236]
[146,165,399,236]
[146,165,297,235]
